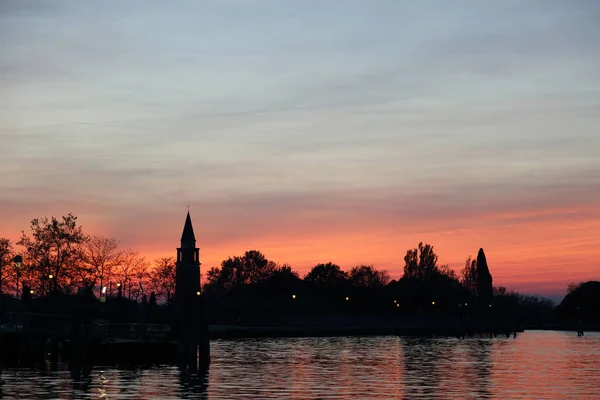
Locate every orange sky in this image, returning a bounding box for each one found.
[1,1,599,300]
[2,198,598,298]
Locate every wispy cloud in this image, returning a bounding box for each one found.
[1,0,599,296]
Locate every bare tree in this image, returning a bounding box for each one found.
[461,256,478,293]
[114,249,148,300]
[83,235,122,296]
[133,258,150,301]
[0,238,14,295]
[150,257,176,302]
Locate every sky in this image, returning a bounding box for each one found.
[1,0,599,299]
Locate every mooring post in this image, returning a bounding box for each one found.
[198,294,210,369]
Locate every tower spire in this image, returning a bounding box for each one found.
[181,211,196,242]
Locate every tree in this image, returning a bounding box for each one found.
[234,250,277,285]
[204,266,222,288]
[461,255,478,293]
[274,264,299,280]
[558,281,600,323]
[0,238,13,295]
[255,264,302,297]
[17,214,87,294]
[403,242,442,281]
[133,258,150,301]
[151,257,176,302]
[149,292,157,308]
[207,250,278,294]
[83,235,122,296]
[476,248,493,303]
[114,249,148,300]
[567,282,582,295]
[348,265,390,288]
[304,262,347,285]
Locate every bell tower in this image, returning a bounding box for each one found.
[176,211,201,298]
[174,211,209,370]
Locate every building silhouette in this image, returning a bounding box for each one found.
[176,211,201,296]
[174,211,205,370]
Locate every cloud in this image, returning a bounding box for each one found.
[1,0,600,296]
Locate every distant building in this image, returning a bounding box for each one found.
[174,211,207,369]
[175,211,201,302]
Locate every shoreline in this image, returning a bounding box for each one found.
[208,324,524,339]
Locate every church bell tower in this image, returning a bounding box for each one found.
[175,211,201,299]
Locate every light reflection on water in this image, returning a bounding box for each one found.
[1,331,599,399]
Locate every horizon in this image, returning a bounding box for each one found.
[0,210,581,303]
[1,1,599,300]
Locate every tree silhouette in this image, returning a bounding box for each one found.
[203,250,277,294]
[349,265,390,288]
[558,281,600,323]
[476,248,493,304]
[0,238,13,295]
[83,235,122,296]
[461,255,478,293]
[151,257,177,303]
[17,214,87,293]
[149,291,157,308]
[403,242,453,281]
[304,262,347,285]
[114,249,148,300]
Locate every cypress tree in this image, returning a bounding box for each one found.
[476,248,493,304]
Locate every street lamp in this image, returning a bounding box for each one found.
[292,294,296,299]
[100,286,107,303]
[13,255,22,299]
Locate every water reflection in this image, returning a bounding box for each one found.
[466,340,492,399]
[178,366,209,399]
[0,331,599,399]
[401,338,443,399]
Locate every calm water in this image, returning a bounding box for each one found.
[1,331,599,399]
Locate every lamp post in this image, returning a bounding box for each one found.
[100,286,107,303]
[13,255,22,299]
[48,274,54,296]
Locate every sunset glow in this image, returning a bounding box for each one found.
[1,1,599,299]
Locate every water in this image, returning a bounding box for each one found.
[1,331,599,399]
